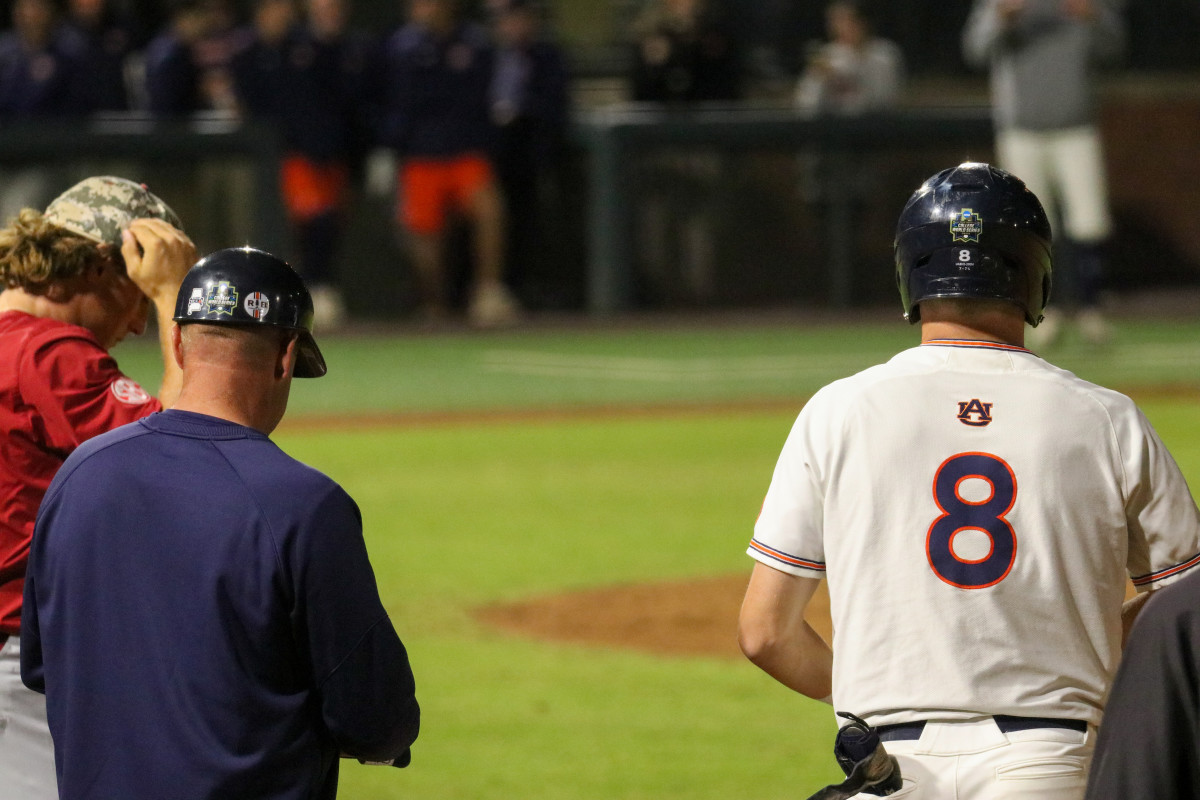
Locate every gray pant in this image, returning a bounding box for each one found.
[0,637,57,800]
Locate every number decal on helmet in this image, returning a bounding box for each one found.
[926,452,1017,589]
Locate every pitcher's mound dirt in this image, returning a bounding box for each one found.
[475,574,833,659]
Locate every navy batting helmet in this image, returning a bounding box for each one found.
[894,162,1053,326]
[173,247,327,378]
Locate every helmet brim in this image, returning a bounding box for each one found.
[294,331,327,378]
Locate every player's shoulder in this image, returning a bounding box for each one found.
[1034,356,1144,415]
[45,418,155,499]
[233,437,355,508]
[4,313,100,349]
[807,352,917,402]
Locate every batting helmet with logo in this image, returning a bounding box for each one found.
[173,246,327,378]
[894,162,1053,326]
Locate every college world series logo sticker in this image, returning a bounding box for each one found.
[950,208,982,243]
[205,281,239,315]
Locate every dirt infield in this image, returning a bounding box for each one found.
[475,574,833,659]
[475,574,1139,659]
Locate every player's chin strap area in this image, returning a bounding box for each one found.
[804,712,904,800]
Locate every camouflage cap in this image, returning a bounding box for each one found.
[42,176,182,247]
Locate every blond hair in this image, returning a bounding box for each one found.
[0,209,112,293]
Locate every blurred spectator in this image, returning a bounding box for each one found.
[488,0,569,309]
[963,0,1125,346]
[626,0,740,306]
[0,0,89,118]
[381,0,518,327]
[629,0,741,104]
[143,0,253,257]
[231,0,379,329]
[0,0,90,220]
[62,0,138,113]
[142,0,251,121]
[794,0,905,305]
[142,0,216,116]
[794,0,904,115]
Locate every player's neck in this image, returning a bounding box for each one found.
[0,286,87,328]
[172,373,287,436]
[919,318,1025,348]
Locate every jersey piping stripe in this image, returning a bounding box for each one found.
[1131,551,1200,586]
[921,339,1033,353]
[748,539,826,571]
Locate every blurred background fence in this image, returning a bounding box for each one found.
[2,0,1198,320]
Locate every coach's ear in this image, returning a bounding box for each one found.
[276,331,299,381]
[171,323,185,369]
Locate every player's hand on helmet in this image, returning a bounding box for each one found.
[121,218,198,306]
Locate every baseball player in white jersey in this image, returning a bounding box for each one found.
[738,162,1200,800]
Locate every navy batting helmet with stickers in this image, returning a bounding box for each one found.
[173,247,327,378]
[894,162,1053,326]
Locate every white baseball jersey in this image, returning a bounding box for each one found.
[749,339,1200,728]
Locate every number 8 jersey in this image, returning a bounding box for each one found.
[748,339,1200,727]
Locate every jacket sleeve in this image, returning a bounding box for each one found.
[19,548,45,694]
[293,485,420,763]
[1085,582,1200,800]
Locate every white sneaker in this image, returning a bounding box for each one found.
[310,285,347,332]
[468,282,521,329]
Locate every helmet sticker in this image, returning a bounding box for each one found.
[950,208,983,243]
[186,287,204,315]
[244,291,270,321]
[205,282,239,316]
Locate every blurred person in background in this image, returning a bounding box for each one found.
[380,0,517,328]
[629,0,740,104]
[142,0,253,257]
[794,0,905,304]
[487,0,569,310]
[232,0,381,330]
[794,0,904,114]
[963,0,1126,347]
[0,0,91,220]
[62,0,139,114]
[626,0,741,306]
[142,0,215,116]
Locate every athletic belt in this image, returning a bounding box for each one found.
[877,716,1087,742]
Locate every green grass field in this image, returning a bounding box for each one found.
[116,315,1200,799]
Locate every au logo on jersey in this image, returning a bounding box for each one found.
[957,398,994,427]
[950,208,983,243]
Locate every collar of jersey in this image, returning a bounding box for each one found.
[921,338,1033,354]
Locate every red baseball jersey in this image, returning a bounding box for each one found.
[0,311,161,635]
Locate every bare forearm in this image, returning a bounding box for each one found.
[742,621,832,700]
[154,299,182,407]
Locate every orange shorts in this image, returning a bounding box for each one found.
[398,154,494,234]
[281,155,348,222]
